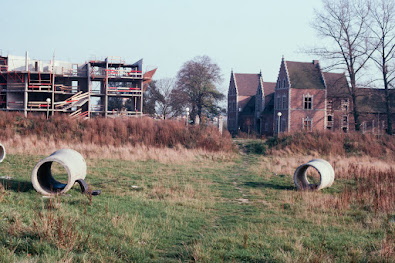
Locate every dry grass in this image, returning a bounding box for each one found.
[0,111,234,152]
[260,154,395,214]
[1,134,236,164]
[267,131,395,159]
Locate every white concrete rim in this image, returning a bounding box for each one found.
[0,143,5,163]
[31,149,86,196]
[294,164,322,190]
[294,159,335,191]
[31,158,72,196]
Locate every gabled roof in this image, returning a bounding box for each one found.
[234,73,260,96]
[240,95,256,115]
[286,61,325,89]
[262,93,274,114]
[323,72,349,97]
[263,82,276,96]
[238,95,254,110]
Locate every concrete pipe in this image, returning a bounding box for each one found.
[0,143,5,163]
[293,159,335,191]
[31,149,87,196]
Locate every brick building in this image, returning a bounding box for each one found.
[227,57,394,136]
[227,71,275,135]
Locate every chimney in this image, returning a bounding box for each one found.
[312,60,319,65]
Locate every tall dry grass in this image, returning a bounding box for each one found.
[261,154,395,214]
[0,112,234,152]
[267,131,395,159]
[1,134,236,163]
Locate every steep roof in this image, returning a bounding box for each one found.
[323,72,349,97]
[234,73,260,96]
[262,93,274,114]
[286,61,325,89]
[143,68,158,91]
[263,82,276,96]
[238,95,254,110]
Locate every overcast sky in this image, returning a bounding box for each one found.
[0,0,323,93]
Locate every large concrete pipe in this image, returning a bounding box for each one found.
[0,143,5,163]
[31,149,87,196]
[293,159,335,191]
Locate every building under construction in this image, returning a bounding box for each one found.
[0,52,156,118]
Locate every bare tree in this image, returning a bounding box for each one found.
[155,78,176,119]
[369,0,395,135]
[312,0,377,131]
[174,56,224,122]
[143,80,158,115]
[143,78,177,119]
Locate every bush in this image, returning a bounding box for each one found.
[245,141,267,155]
[266,131,395,158]
[0,112,235,152]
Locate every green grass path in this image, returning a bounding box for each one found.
[0,153,393,262]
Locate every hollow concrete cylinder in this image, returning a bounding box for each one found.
[293,159,335,191]
[31,149,87,196]
[0,143,5,163]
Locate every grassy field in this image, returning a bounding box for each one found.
[0,142,394,262]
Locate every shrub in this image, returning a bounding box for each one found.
[0,112,235,152]
[266,131,395,158]
[245,141,267,155]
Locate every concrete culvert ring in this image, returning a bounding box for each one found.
[36,161,70,194]
[293,159,335,191]
[32,149,86,196]
[0,143,5,163]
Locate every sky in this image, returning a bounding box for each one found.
[0,0,323,93]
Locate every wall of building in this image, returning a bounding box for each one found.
[227,75,238,133]
[289,88,326,131]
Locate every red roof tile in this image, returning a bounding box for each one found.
[323,72,349,97]
[263,82,276,96]
[286,61,325,89]
[234,73,260,96]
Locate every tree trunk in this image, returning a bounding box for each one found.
[349,73,361,131]
[383,69,393,135]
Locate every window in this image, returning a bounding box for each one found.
[303,117,312,132]
[303,95,313,110]
[277,96,281,109]
[282,95,287,109]
[327,115,333,129]
[264,122,268,131]
[283,78,286,88]
[72,81,78,92]
[342,115,348,126]
[72,64,78,75]
[342,115,349,132]
[341,98,349,111]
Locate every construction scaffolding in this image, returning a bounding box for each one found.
[0,52,155,118]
